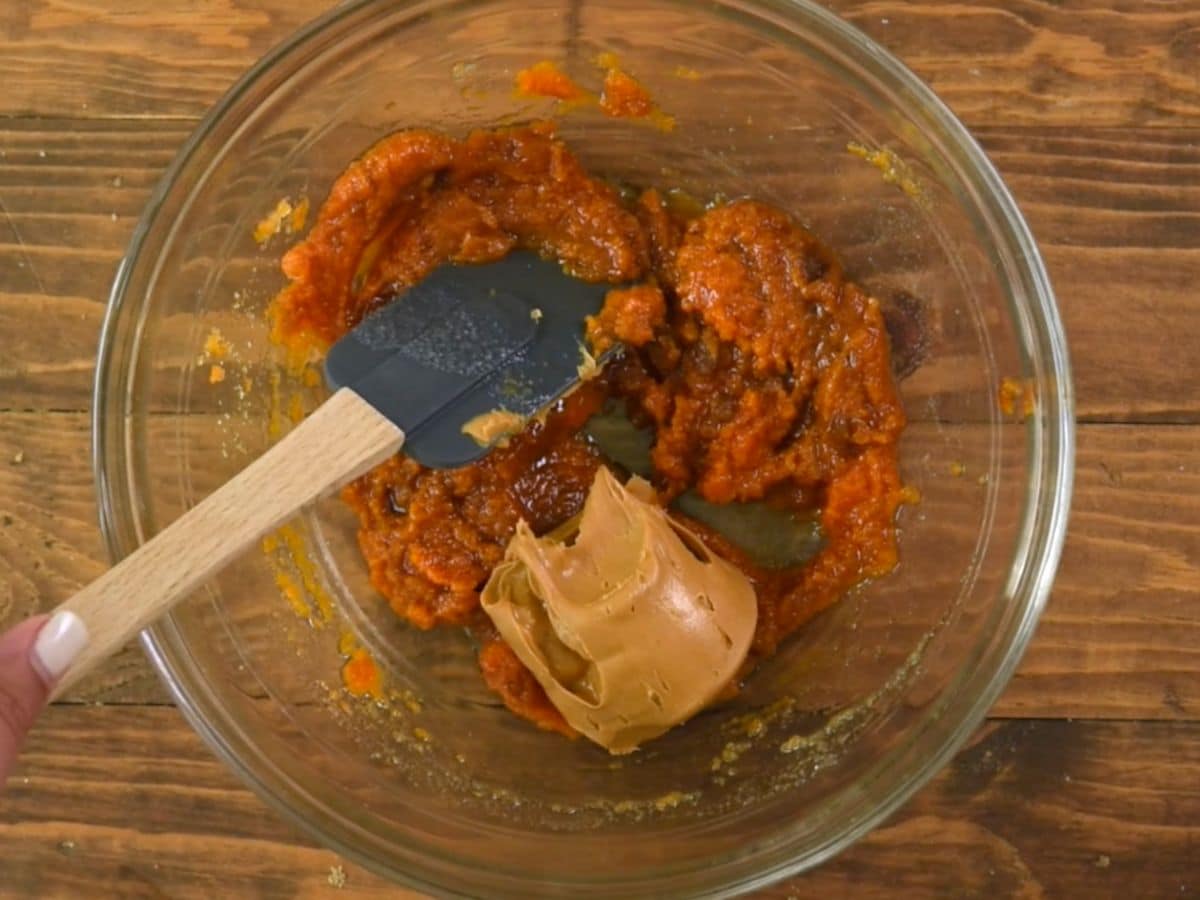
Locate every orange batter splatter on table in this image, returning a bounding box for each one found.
[270,124,908,737]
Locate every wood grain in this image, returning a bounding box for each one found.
[974,126,1200,422]
[1,119,1198,419]
[998,424,1200,719]
[2,411,1198,718]
[0,117,198,412]
[0,0,318,121]
[0,412,166,704]
[52,388,403,698]
[778,717,1200,898]
[1,0,1197,127]
[830,0,1200,127]
[0,0,1196,895]
[2,708,1195,898]
[2,709,405,898]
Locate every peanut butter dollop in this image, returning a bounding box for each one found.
[481,467,757,753]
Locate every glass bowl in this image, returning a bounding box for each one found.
[93,0,1073,896]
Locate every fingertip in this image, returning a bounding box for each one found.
[30,612,89,688]
[0,615,55,788]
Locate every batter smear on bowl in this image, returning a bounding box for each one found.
[269,123,908,743]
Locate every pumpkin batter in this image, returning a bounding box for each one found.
[269,123,907,738]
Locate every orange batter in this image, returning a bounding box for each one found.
[270,124,907,736]
[515,58,675,130]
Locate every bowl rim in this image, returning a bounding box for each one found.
[93,0,1074,895]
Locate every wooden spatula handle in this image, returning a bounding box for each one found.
[49,387,404,700]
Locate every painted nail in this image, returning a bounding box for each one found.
[32,611,89,684]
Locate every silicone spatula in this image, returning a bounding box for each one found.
[49,252,613,698]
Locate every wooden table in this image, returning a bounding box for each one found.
[1,1,1197,896]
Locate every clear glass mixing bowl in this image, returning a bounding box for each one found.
[93,0,1073,896]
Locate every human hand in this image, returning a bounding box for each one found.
[0,612,89,788]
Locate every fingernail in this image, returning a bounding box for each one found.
[32,611,89,683]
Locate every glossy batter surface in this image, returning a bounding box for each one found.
[270,125,907,736]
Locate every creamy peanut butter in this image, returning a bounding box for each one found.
[460,409,527,447]
[481,467,757,753]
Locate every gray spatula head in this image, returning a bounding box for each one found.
[324,252,614,469]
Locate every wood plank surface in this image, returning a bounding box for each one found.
[831,0,1200,127]
[0,411,168,705]
[1003,424,1200,719]
[0,0,1196,126]
[2,410,1198,717]
[2,709,406,899]
[0,1,317,121]
[1,119,1198,419]
[2,708,1196,898]
[0,0,1197,896]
